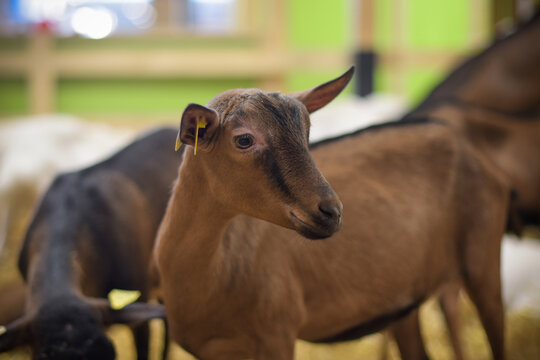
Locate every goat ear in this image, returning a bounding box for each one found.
[290,66,355,113]
[0,315,32,352]
[179,103,219,154]
[102,302,166,325]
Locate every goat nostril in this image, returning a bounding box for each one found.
[318,201,342,221]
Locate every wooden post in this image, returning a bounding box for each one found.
[493,0,516,37]
[28,28,55,114]
[470,0,491,49]
[153,0,172,32]
[259,0,286,91]
[236,0,253,36]
[391,0,407,96]
[356,0,375,49]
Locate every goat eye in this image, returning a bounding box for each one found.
[234,134,254,149]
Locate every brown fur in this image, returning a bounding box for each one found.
[429,104,540,226]
[391,102,540,360]
[0,281,26,326]
[155,69,509,360]
[393,11,540,359]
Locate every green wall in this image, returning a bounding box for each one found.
[288,0,350,51]
[375,0,474,104]
[57,78,255,115]
[406,0,469,51]
[287,0,352,94]
[0,78,27,115]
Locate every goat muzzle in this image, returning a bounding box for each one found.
[290,198,342,240]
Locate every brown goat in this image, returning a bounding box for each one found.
[390,10,540,360]
[155,68,510,360]
[426,104,540,228]
[411,10,540,116]
[406,8,540,229]
[389,103,540,360]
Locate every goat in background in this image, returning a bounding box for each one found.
[0,128,181,360]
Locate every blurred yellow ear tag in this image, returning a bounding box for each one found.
[175,131,182,152]
[0,325,6,335]
[108,289,141,310]
[194,116,208,156]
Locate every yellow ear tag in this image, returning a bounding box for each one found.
[194,116,208,156]
[0,325,6,336]
[108,289,141,310]
[175,131,182,152]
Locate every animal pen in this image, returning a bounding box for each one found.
[1,0,540,359]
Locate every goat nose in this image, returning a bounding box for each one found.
[318,200,342,222]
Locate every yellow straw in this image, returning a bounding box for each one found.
[175,131,182,151]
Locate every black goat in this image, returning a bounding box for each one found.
[0,128,182,360]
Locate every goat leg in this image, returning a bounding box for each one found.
[439,285,464,360]
[390,309,430,360]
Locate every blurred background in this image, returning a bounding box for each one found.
[0,0,532,121]
[1,0,540,359]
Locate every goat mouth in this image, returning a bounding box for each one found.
[289,212,336,240]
